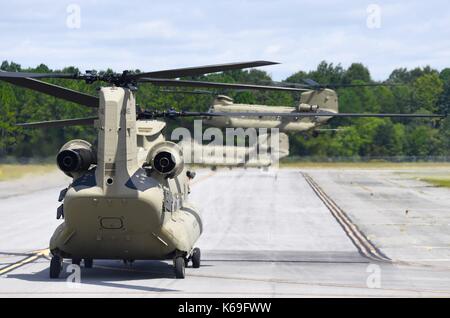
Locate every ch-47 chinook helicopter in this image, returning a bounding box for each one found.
[163,78,448,152]
[205,89,342,133]
[167,78,443,135]
[0,61,445,279]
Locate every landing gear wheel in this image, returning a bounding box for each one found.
[174,256,185,279]
[50,255,62,279]
[72,258,81,266]
[84,258,93,268]
[192,247,201,268]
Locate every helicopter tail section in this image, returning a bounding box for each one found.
[96,87,138,192]
[299,88,338,113]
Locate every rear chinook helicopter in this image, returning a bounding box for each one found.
[0,61,445,279]
[170,78,443,135]
[205,89,338,132]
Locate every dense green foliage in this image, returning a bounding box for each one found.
[0,60,448,159]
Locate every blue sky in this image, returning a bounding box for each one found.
[1,0,449,80]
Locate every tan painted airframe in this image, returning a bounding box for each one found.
[50,87,202,266]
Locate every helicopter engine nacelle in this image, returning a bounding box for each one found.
[147,141,184,178]
[56,139,96,177]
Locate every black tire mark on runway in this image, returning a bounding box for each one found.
[302,172,391,263]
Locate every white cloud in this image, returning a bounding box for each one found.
[0,0,449,80]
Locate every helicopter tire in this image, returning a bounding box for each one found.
[192,247,201,268]
[84,258,93,268]
[174,256,185,279]
[49,255,62,279]
[72,258,81,266]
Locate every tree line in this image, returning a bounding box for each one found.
[0,60,449,160]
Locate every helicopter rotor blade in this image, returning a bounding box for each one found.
[0,71,99,108]
[139,109,446,119]
[303,79,320,86]
[318,83,404,89]
[16,116,98,128]
[203,111,446,118]
[0,71,76,79]
[159,89,217,95]
[274,79,403,90]
[140,78,310,92]
[130,61,279,80]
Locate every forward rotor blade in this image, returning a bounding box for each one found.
[140,78,310,92]
[131,61,279,79]
[16,116,98,128]
[0,71,75,79]
[0,71,99,108]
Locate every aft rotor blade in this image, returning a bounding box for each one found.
[0,71,99,108]
[270,79,403,90]
[143,109,446,119]
[140,78,310,92]
[203,112,446,118]
[16,116,98,128]
[318,83,404,89]
[131,61,279,79]
[159,89,216,95]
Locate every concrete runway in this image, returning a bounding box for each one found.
[0,168,450,297]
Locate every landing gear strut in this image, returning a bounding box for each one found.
[192,247,201,268]
[49,255,62,279]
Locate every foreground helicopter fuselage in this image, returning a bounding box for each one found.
[51,87,202,272]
